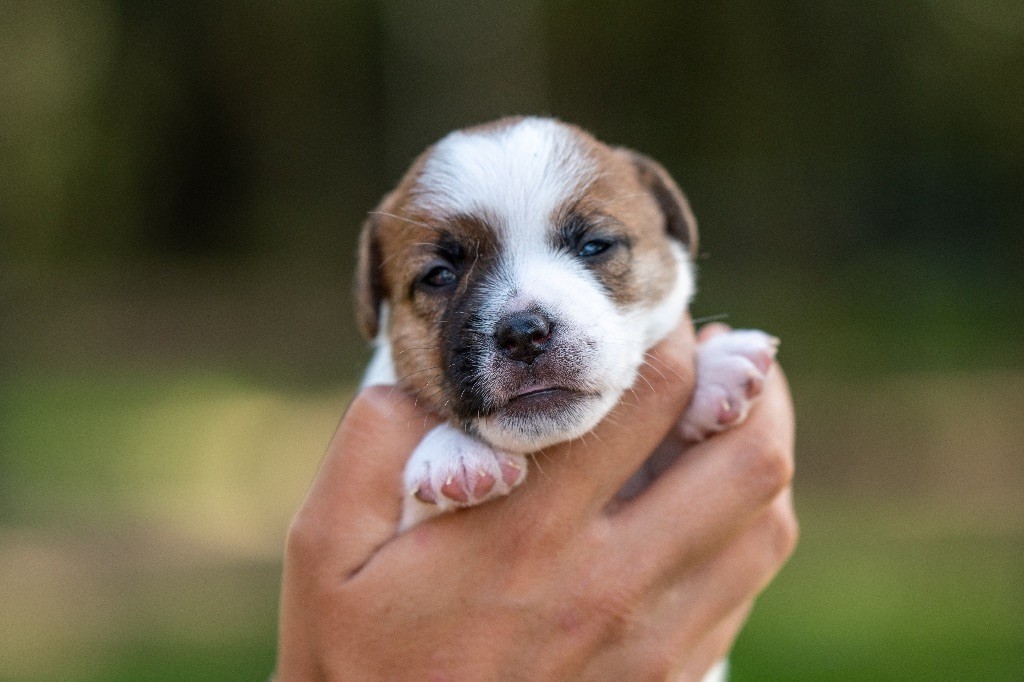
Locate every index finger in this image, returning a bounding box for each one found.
[610,364,795,572]
[288,386,438,575]
[519,315,697,518]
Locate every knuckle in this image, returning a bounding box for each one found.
[519,508,574,555]
[765,503,800,564]
[589,582,642,636]
[739,435,794,502]
[286,512,353,596]
[285,510,328,564]
[650,644,686,679]
[570,564,644,639]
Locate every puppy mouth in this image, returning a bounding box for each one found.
[500,384,595,418]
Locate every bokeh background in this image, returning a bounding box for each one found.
[2,1,1022,679]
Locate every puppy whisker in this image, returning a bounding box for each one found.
[644,354,687,382]
[640,374,662,394]
[693,313,730,326]
[370,211,439,232]
[397,367,442,382]
[392,346,442,356]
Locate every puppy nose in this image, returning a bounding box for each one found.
[495,311,552,364]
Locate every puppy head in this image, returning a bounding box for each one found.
[357,117,697,452]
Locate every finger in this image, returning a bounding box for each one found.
[696,322,731,343]
[672,602,751,682]
[575,599,750,682]
[287,386,438,574]
[668,489,798,650]
[638,490,795,679]
[582,499,782,682]
[519,316,697,518]
[610,364,794,574]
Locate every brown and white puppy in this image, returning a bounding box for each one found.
[357,117,777,530]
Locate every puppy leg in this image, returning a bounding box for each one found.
[400,423,527,529]
[679,330,779,442]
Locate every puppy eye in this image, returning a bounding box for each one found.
[577,238,613,258]
[420,265,457,289]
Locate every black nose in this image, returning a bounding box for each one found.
[495,311,553,364]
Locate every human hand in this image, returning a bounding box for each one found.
[276,317,796,680]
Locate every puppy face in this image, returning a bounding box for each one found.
[358,118,698,452]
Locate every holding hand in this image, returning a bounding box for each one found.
[276,319,796,680]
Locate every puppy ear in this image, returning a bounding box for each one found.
[355,210,387,340]
[624,150,698,257]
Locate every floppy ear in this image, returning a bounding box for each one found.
[624,150,698,257]
[355,211,387,340]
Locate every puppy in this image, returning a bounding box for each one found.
[356,117,778,530]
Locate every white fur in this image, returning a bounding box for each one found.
[361,303,396,388]
[413,118,594,236]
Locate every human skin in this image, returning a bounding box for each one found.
[276,318,797,681]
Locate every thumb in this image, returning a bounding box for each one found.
[289,385,438,575]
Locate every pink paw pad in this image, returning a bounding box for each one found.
[437,467,496,503]
[500,459,525,488]
[744,374,765,399]
[717,397,742,425]
[414,483,437,504]
[405,426,528,511]
[679,329,779,442]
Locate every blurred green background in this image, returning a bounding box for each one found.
[2,1,1022,679]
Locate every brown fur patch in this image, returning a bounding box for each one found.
[357,152,508,417]
[547,139,688,310]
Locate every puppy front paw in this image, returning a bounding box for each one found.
[679,329,779,442]
[403,424,527,515]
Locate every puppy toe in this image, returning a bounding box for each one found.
[678,329,779,442]
[497,453,526,488]
[440,474,470,504]
[414,482,438,504]
[745,373,765,399]
[470,469,497,498]
[717,397,741,425]
[403,424,529,515]
[722,330,779,373]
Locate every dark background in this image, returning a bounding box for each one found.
[2,1,1021,679]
